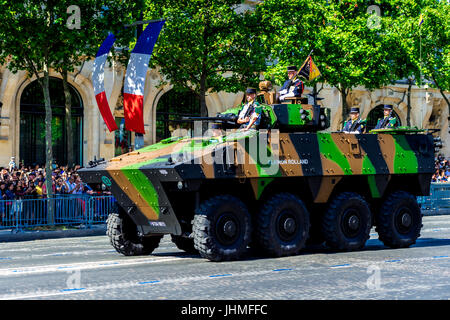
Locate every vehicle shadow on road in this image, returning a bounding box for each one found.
[150,237,450,262]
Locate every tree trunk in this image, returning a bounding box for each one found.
[62,70,74,168]
[41,68,54,225]
[431,74,450,114]
[340,86,349,130]
[406,78,412,127]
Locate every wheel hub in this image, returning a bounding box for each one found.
[216,213,240,246]
[348,215,360,231]
[401,212,412,228]
[283,217,296,234]
[341,208,362,238]
[223,220,237,238]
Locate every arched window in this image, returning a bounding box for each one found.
[366,105,401,131]
[20,78,83,167]
[156,90,203,142]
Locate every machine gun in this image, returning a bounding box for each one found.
[182,113,238,123]
[88,156,106,168]
[182,113,240,130]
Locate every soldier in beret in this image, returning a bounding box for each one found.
[375,105,398,129]
[279,66,304,102]
[342,107,366,134]
[237,88,262,131]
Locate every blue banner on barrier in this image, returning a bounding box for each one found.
[0,195,116,231]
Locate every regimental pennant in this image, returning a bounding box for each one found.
[298,56,321,82]
[418,13,424,27]
[93,33,119,132]
[123,20,166,134]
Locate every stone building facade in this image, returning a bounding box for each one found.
[0,60,448,168]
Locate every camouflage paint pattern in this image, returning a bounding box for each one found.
[78,104,435,236]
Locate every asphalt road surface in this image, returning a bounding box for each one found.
[0,215,449,300]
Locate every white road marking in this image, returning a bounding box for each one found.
[0,256,193,277]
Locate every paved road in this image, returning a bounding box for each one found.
[0,215,449,300]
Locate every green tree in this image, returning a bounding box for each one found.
[144,0,268,117]
[0,1,135,223]
[0,1,61,214]
[416,2,450,110]
[259,0,397,127]
[53,1,137,168]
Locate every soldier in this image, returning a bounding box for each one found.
[279,66,304,102]
[237,88,262,131]
[375,105,398,129]
[342,107,366,134]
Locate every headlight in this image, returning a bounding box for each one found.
[177,181,183,190]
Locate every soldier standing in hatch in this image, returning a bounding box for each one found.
[237,88,262,131]
[375,105,398,129]
[342,107,366,134]
[279,66,304,102]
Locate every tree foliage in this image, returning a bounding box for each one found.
[144,0,268,116]
[0,1,136,218]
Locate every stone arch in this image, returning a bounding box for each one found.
[153,88,203,142]
[17,75,85,166]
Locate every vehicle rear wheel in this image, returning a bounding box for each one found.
[254,193,310,257]
[106,212,162,256]
[375,191,422,248]
[171,234,198,254]
[192,195,252,262]
[321,192,372,251]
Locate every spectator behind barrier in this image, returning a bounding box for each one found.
[0,163,111,201]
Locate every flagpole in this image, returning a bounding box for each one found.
[419,14,423,129]
[293,49,315,82]
[420,26,423,129]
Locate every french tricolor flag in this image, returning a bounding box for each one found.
[93,33,119,132]
[123,20,165,134]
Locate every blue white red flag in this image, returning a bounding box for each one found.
[93,33,119,132]
[123,20,165,133]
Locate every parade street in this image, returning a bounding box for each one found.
[0,215,449,300]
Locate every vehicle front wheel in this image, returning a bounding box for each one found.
[106,211,162,256]
[192,195,252,262]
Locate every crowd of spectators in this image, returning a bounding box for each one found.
[0,157,110,201]
[432,155,450,183]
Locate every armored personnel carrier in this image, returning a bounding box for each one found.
[78,93,437,262]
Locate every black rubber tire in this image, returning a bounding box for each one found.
[106,212,162,256]
[171,234,198,254]
[321,192,372,251]
[254,193,310,257]
[375,191,422,248]
[192,195,252,262]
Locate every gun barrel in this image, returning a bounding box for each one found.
[182,115,236,122]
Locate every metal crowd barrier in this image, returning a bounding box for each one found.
[0,194,116,231]
[417,182,450,215]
